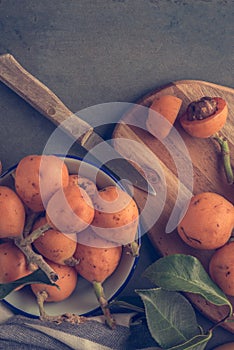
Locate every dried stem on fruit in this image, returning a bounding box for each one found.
[24,223,51,244]
[127,241,140,257]
[64,256,80,266]
[93,281,116,329]
[36,290,87,324]
[213,133,234,185]
[23,212,40,238]
[14,224,58,283]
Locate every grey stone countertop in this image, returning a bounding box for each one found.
[0,0,233,348]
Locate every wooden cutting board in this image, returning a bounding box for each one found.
[112,80,234,332]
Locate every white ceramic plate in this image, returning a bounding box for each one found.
[0,155,140,317]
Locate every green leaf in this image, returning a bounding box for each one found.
[166,331,212,350]
[136,288,200,349]
[0,269,58,299]
[144,254,232,315]
[110,300,145,313]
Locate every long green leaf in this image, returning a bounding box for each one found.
[136,288,200,349]
[144,254,232,315]
[0,269,58,299]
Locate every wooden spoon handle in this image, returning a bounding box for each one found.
[0,54,93,144]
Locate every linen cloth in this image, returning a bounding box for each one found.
[0,302,157,350]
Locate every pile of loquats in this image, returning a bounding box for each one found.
[0,155,139,328]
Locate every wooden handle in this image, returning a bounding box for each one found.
[0,54,93,144]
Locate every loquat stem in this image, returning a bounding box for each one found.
[14,235,58,282]
[64,256,80,266]
[24,223,51,245]
[213,133,234,185]
[93,281,116,329]
[15,223,55,279]
[27,261,38,272]
[23,211,41,238]
[36,290,87,324]
[128,241,140,257]
[37,290,49,320]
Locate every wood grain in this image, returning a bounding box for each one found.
[113,80,234,332]
[0,54,93,145]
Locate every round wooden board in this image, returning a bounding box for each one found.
[112,80,234,332]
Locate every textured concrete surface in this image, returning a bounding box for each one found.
[0,0,233,166]
[0,0,234,348]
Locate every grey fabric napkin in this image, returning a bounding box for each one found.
[0,309,157,350]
